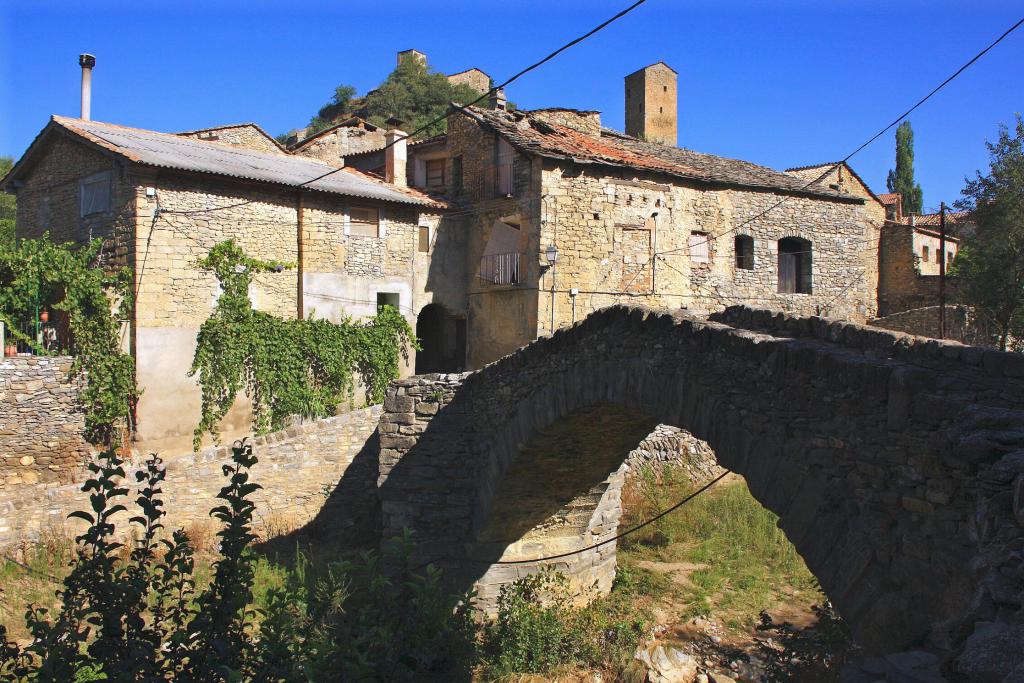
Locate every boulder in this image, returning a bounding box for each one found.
[635,644,699,683]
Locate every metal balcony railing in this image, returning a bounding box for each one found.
[478,252,521,286]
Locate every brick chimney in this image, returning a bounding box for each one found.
[624,61,678,146]
[385,128,407,188]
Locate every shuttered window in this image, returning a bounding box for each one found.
[80,171,111,216]
[418,225,430,253]
[425,159,446,189]
[349,206,380,237]
[689,231,710,264]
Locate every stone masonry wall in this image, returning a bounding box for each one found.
[376,304,1024,661]
[0,356,93,488]
[177,125,286,155]
[14,133,135,269]
[536,162,884,336]
[0,405,381,549]
[869,305,991,347]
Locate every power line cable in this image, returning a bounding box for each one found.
[160,0,650,217]
[422,470,730,570]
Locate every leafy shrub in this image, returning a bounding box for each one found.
[0,443,475,682]
[482,567,650,677]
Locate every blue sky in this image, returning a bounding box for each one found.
[2,0,1021,208]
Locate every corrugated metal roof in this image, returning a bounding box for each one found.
[53,116,436,206]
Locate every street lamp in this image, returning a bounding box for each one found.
[545,244,558,265]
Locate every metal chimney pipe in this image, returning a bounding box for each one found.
[79,54,96,120]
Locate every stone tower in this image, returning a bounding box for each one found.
[624,62,678,146]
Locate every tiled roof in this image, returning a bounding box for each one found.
[909,211,970,227]
[877,193,901,206]
[462,107,859,202]
[32,116,442,207]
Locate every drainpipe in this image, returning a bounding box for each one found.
[79,54,96,120]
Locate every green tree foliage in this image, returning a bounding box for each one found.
[190,240,416,448]
[362,57,484,138]
[0,234,136,443]
[951,114,1024,351]
[298,55,489,142]
[0,157,15,245]
[886,121,925,215]
[305,84,357,137]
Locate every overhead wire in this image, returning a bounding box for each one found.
[157,0,651,218]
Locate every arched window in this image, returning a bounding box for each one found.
[734,235,754,270]
[778,237,812,294]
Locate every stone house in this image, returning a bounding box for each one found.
[1,115,457,453]
[404,63,885,369]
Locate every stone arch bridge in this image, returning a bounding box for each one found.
[373,305,1024,662]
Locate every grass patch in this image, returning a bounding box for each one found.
[621,467,819,630]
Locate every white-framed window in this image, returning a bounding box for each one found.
[80,171,112,216]
[349,205,380,237]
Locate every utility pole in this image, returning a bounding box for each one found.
[938,202,947,339]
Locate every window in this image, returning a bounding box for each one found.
[689,231,710,265]
[418,225,430,253]
[495,138,514,197]
[80,171,111,216]
[922,245,930,262]
[778,237,812,294]
[377,292,400,312]
[425,158,446,189]
[947,250,954,264]
[663,85,668,92]
[734,235,754,270]
[451,155,463,194]
[349,206,379,237]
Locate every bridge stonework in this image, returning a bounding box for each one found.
[376,305,1024,666]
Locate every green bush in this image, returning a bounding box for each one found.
[482,567,650,677]
[0,444,475,682]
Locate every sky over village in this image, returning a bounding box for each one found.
[1,0,1021,208]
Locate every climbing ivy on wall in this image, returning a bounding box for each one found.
[191,240,416,449]
[0,234,136,444]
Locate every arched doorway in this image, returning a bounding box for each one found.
[415,304,466,374]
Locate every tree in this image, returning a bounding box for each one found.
[362,57,483,138]
[0,156,15,245]
[886,121,924,215]
[951,114,1024,351]
[306,84,357,137]
[293,56,488,142]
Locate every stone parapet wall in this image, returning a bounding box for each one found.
[376,304,1024,663]
[869,305,992,347]
[0,406,382,549]
[0,356,93,488]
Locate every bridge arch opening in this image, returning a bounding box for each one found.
[376,307,1023,661]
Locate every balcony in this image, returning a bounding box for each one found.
[478,252,521,286]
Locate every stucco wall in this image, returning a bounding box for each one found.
[0,406,382,549]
